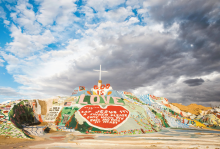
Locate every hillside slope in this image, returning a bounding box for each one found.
[171,103,212,115]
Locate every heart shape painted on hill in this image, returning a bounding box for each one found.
[78,105,130,130]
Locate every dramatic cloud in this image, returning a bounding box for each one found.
[0,0,219,106]
[184,78,205,86]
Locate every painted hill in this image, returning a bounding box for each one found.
[171,103,212,115]
[0,87,219,138]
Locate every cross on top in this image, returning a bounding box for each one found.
[93,65,108,80]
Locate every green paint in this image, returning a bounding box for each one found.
[58,107,79,126]
[151,109,169,127]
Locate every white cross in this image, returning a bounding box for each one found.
[93,65,108,80]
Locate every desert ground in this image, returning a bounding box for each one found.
[0,128,220,149]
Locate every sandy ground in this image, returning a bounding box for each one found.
[0,128,220,149]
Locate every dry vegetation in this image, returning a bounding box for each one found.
[171,103,212,115]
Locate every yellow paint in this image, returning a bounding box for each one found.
[93,91,98,95]
[193,120,207,128]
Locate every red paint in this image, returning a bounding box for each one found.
[94,85,98,89]
[72,90,78,95]
[50,136,66,141]
[79,105,129,129]
[33,102,35,112]
[124,91,132,95]
[79,86,85,91]
[106,84,110,89]
[97,90,104,95]
[38,114,43,122]
[100,84,105,89]
[93,84,111,90]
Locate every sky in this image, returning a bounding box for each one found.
[0,0,219,106]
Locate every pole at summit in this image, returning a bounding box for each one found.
[93,65,108,88]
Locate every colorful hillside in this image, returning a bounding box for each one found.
[0,86,220,138]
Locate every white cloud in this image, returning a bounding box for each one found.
[0,58,4,67]
[81,6,95,21]
[87,0,126,12]
[0,87,21,96]
[149,23,164,33]
[56,0,77,25]
[36,0,77,27]
[148,22,179,38]
[0,6,6,19]
[14,75,33,85]
[126,0,141,9]
[2,0,177,100]
[199,71,220,82]
[6,24,55,57]
[137,8,148,14]
[10,0,41,34]
[105,6,133,22]
[125,17,139,25]
[1,52,19,65]
[6,48,75,79]
[143,0,164,8]
[36,0,61,26]
[3,19,10,25]
[0,52,22,73]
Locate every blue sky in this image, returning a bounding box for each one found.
[0,0,220,106]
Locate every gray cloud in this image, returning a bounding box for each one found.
[2,0,220,107]
[147,0,220,75]
[135,0,220,105]
[184,78,205,86]
[173,79,220,106]
[23,22,220,106]
[0,87,21,96]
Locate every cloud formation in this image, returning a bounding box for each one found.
[0,87,21,96]
[0,58,4,67]
[0,0,219,106]
[184,78,205,86]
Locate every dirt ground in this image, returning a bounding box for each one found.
[0,128,220,149]
[0,135,34,145]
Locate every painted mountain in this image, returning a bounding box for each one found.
[1,86,219,138]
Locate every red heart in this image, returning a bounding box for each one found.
[78,105,130,130]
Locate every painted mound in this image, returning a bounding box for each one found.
[54,94,163,134]
[2,87,218,137]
